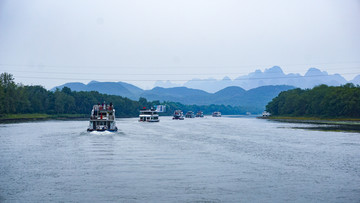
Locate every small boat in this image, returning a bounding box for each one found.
[87,102,118,132]
[185,111,195,118]
[196,111,204,117]
[173,110,184,120]
[212,111,221,117]
[139,108,160,122]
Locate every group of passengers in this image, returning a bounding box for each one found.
[93,102,113,117]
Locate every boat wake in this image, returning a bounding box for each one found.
[88,130,125,136]
[79,130,125,136]
[89,131,114,135]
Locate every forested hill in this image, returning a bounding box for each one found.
[0,74,141,117]
[0,73,254,117]
[53,81,295,111]
[266,84,360,118]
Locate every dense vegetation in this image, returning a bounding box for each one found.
[266,84,360,118]
[159,101,253,116]
[0,73,154,117]
[55,81,294,113]
[0,73,249,118]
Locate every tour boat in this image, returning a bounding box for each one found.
[212,111,222,117]
[195,111,204,117]
[185,111,195,118]
[87,102,118,132]
[173,110,184,120]
[139,108,160,122]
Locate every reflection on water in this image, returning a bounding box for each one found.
[0,117,359,202]
[292,124,360,133]
[268,118,360,133]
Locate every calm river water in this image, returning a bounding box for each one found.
[0,116,359,202]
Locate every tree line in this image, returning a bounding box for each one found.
[0,73,154,117]
[159,101,255,116]
[266,84,360,118]
[0,72,250,117]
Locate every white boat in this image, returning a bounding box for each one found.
[212,111,221,117]
[87,102,118,132]
[262,111,271,117]
[196,111,204,117]
[139,108,160,122]
[185,111,195,118]
[173,110,184,120]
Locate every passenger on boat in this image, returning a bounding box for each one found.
[94,105,98,116]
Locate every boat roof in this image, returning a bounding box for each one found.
[140,108,157,112]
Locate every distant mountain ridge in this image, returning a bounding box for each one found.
[179,66,355,92]
[52,80,294,113]
[52,66,358,112]
[52,80,143,100]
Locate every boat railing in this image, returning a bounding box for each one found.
[90,115,115,120]
[95,105,114,111]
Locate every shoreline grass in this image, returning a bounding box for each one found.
[264,116,360,122]
[258,116,360,132]
[259,116,360,126]
[0,114,88,123]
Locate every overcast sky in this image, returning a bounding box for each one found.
[0,0,359,89]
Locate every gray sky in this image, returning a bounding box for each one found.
[0,0,360,89]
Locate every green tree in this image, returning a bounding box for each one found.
[54,88,75,114]
[0,73,17,114]
[266,83,360,118]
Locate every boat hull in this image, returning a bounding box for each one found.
[87,128,118,132]
[138,120,160,122]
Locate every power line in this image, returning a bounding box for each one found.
[1,61,359,69]
[13,72,360,82]
[3,67,360,77]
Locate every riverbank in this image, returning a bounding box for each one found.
[259,116,360,123]
[0,114,88,123]
[259,116,360,132]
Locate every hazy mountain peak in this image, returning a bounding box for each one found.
[50,82,86,91]
[352,75,360,80]
[222,76,231,81]
[215,86,245,95]
[88,80,100,85]
[154,80,179,88]
[305,68,327,76]
[264,66,284,75]
[350,75,360,85]
[247,69,263,78]
[152,86,165,91]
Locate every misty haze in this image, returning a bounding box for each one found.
[0,0,359,202]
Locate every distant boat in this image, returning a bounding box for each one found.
[139,108,160,122]
[173,110,184,120]
[212,111,221,117]
[185,111,195,118]
[87,102,118,132]
[262,111,271,117]
[196,111,204,117]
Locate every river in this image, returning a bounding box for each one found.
[0,116,359,202]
